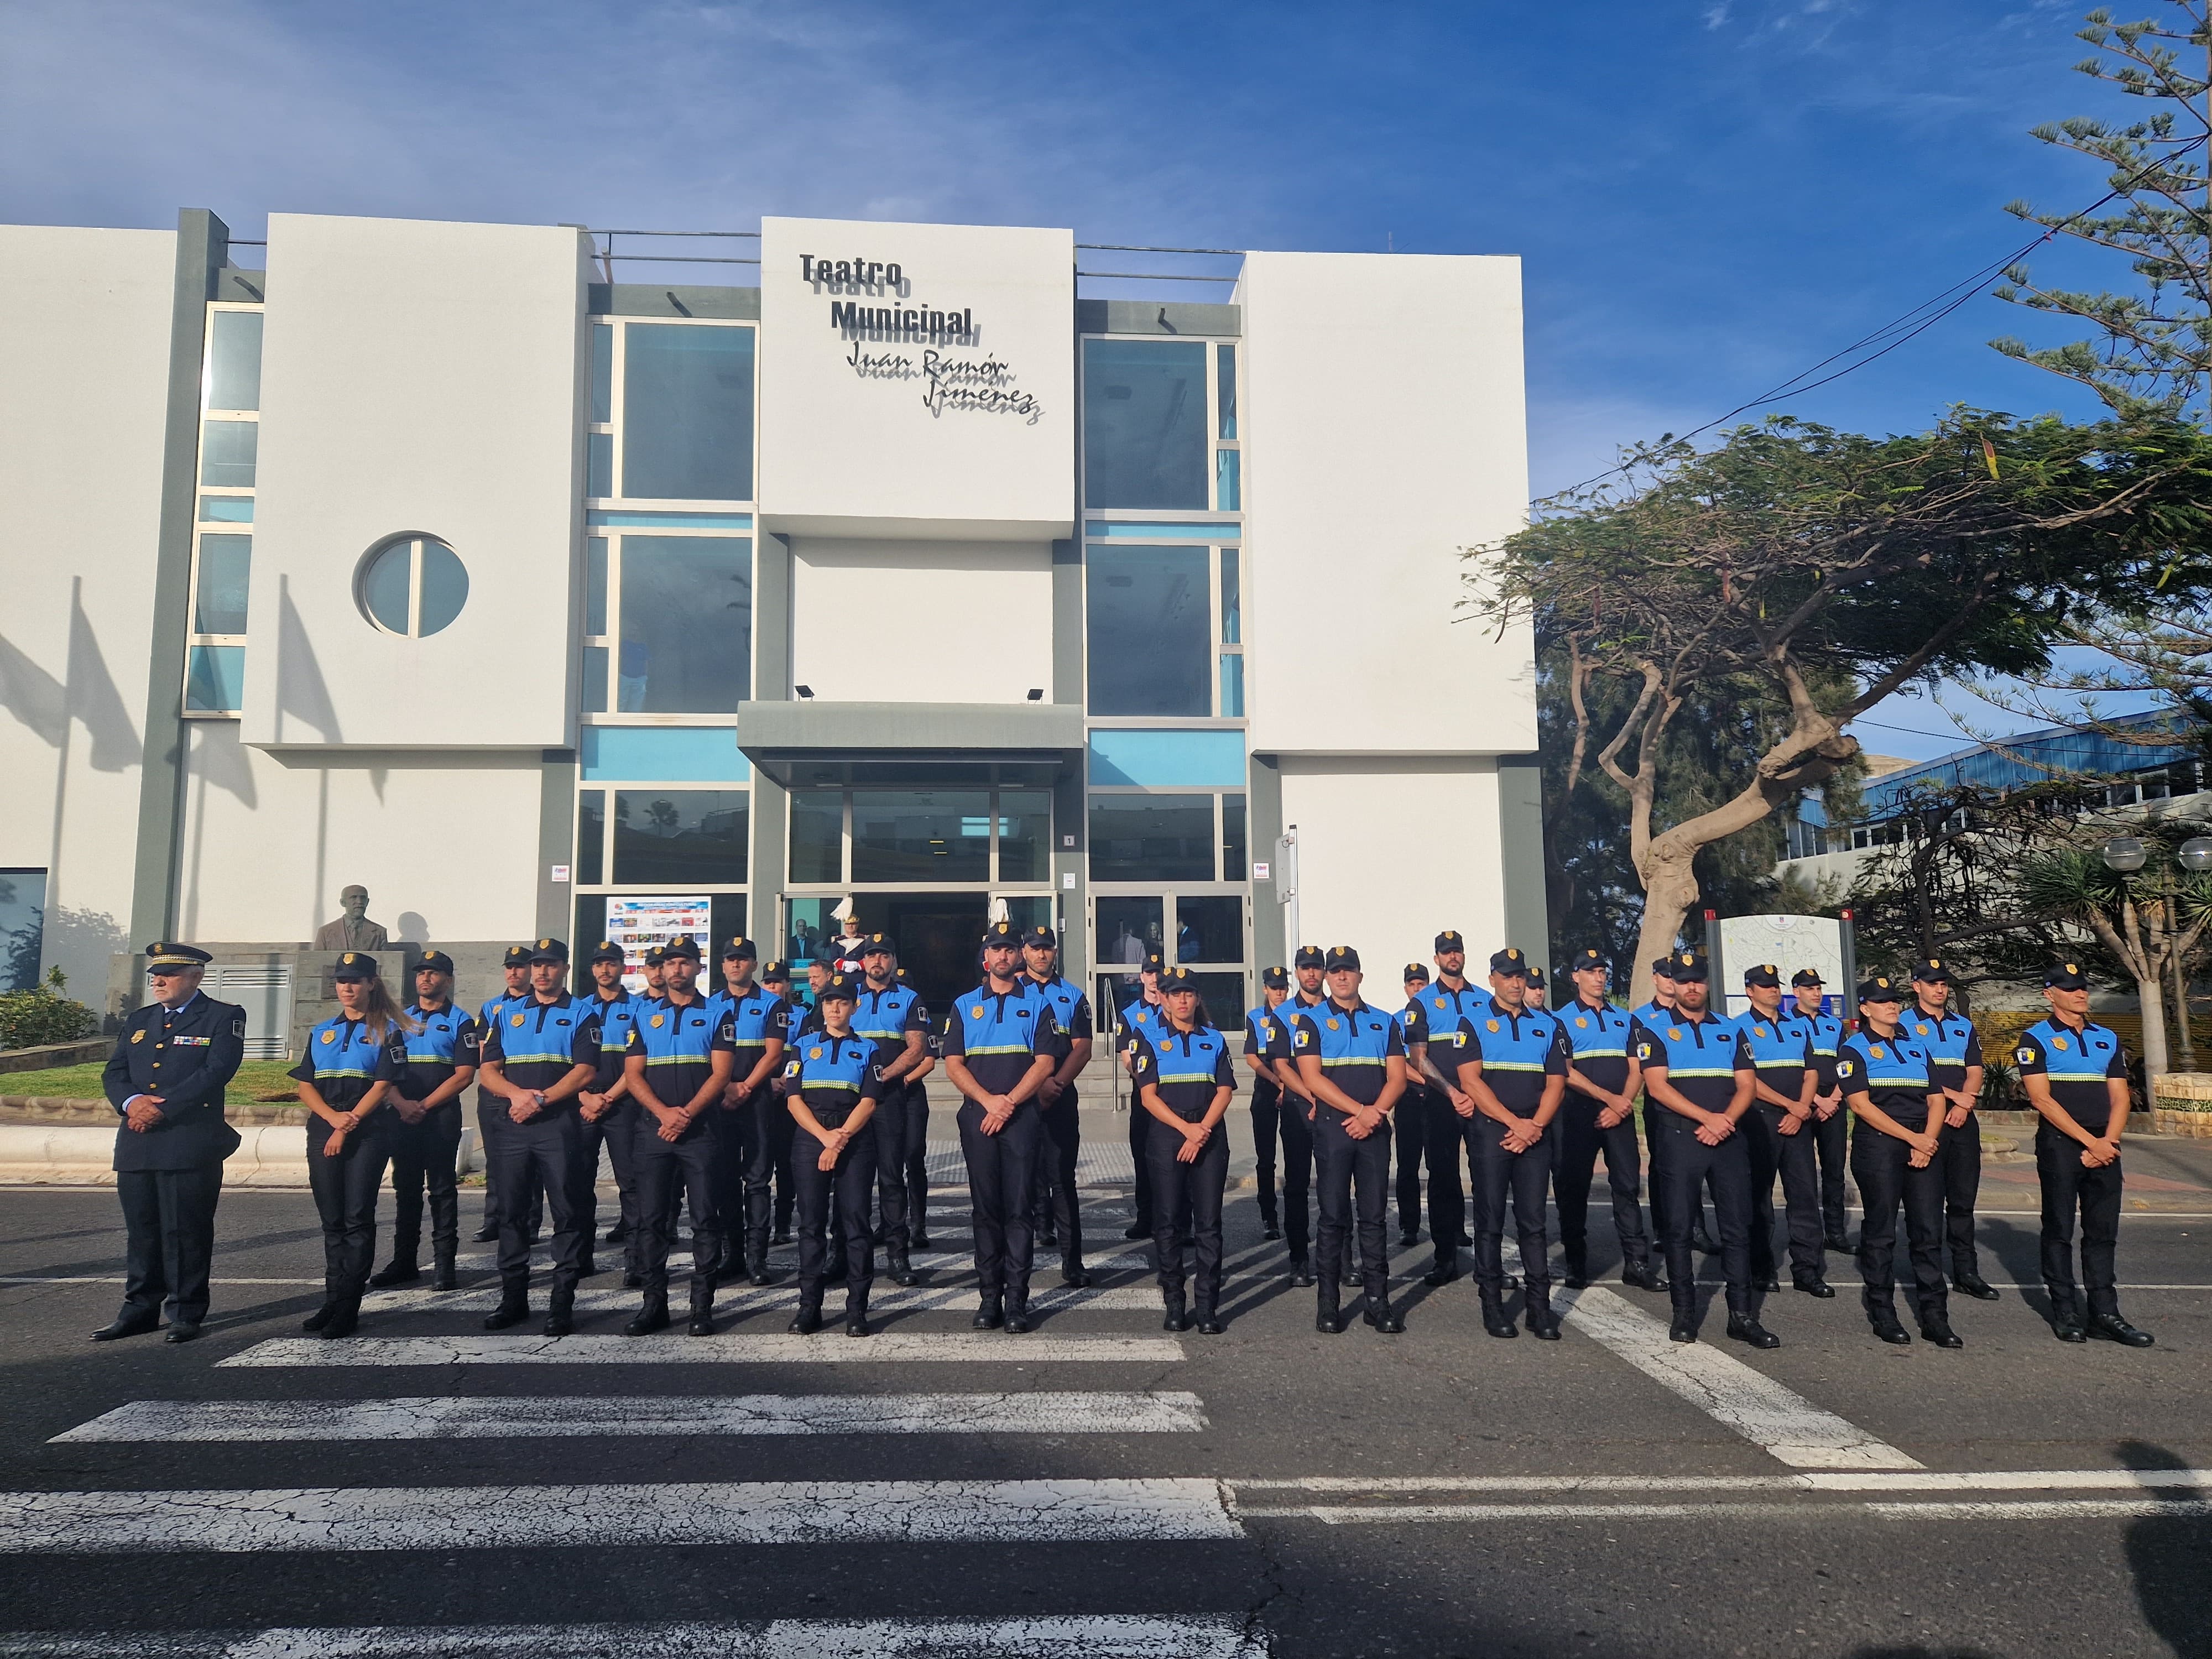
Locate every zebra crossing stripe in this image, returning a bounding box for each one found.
[357,1281,1166,1315]
[217,1333,1186,1367]
[0,1478,1243,1552]
[0,1613,1266,1656]
[55,1391,1209,1442]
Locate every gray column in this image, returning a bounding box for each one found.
[1051,538,1083,705]
[130,209,229,952]
[1247,754,1285,971]
[1496,753,1550,957]
[751,774,787,957]
[755,533,792,702]
[749,533,794,954]
[536,752,576,937]
[1051,536,1087,981]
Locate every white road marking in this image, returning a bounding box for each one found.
[1867,1498,2212,1521]
[1244,1501,1818,1524]
[0,1478,1244,1552]
[0,1615,1266,1657]
[56,1391,1208,1442]
[356,1281,1166,1316]
[216,1332,1186,1366]
[1229,1469,2212,1495]
[1554,1286,1922,1471]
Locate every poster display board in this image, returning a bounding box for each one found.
[1718,913,1845,1019]
[604,895,712,993]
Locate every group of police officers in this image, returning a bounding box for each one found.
[93,923,2154,1354]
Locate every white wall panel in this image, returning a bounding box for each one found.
[1279,758,1509,982]
[243,213,587,751]
[177,722,542,943]
[0,225,175,991]
[789,536,1053,703]
[1239,251,1535,757]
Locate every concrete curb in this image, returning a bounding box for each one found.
[0,1124,484,1188]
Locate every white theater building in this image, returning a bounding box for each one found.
[0,210,1539,1046]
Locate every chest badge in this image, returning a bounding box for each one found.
[1915,1023,1929,1036]
[1575,1016,1588,1029]
[810,1046,822,1060]
[1326,1018,1340,1031]
[320,1030,335,1045]
[2054,1036,2070,1051]
[131,1029,145,1044]
[650,1014,665,1029]
[1870,1045,1886,1059]
[1433,998,1448,1011]
[510,1014,525,1027]
[1487,1019,1500,1033]
[972,1005,985,1019]
[1754,1024,1769,1038]
[1668,1027,1683,1041]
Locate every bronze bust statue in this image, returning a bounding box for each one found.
[313,885,389,953]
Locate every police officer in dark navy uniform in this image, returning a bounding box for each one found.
[371,951,478,1293]
[94,943,245,1344]
[893,962,937,1251]
[851,933,930,1285]
[2017,962,2152,1346]
[577,941,645,1286]
[1790,969,1853,1252]
[1117,949,1171,1241]
[1293,946,1407,1335]
[1906,959,1996,1301]
[1130,967,1238,1334]
[1263,946,1332,1282]
[706,938,792,1287]
[1836,975,1956,1348]
[1242,967,1292,1240]
[1393,963,1436,1250]
[944,919,1061,1332]
[781,971,885,1336]
[1413,931,1483,1288]
[1631,952,1777,1348]
[1552,947,1662,1293]
[758,958,804,1249]
[476,938,601,1335]
[472,945,538,1244]
[1736,963,1829,1298]
[1448,947,1569,1340]
[1022,926,1095,1288]
[622,935,736,1337]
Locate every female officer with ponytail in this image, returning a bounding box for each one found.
[1131,967,1237,1334]
[781,972,885,1337]
[291,952,411,1339]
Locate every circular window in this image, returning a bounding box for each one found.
[358,536,468,637]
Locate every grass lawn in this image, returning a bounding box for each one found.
[0,1058,302,1101]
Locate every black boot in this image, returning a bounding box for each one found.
[1668,1307,1698,1343]
[471,1220,498,1243]
[688,1284,716,1337]
[1793,1273,1835,1298]
[845,1287,870,1338]
[1195,1305,1225,1335]
[1260,1203,1281,1241]
[624,1293,669,1337]
[1162,1291,1188,1333]
[91,1311,161,1342]
[748,1237,780,1287]
[301,1301,337,1333]
[1726,1311,1780,1349]
[2088,1310,2154,1347]
[369,1253,419,1288]
[1918,1312,1963,1348]
[2050,1294,2088,1342]
[1316,1289,1345,1334]
[1867,1302,1912,1346]
[1004,1300,1033,1334]
[604,1221,627,1245]
[1364,1301,1405,1335]
[1559,1252,1590,1291]
[888,1250,917,1287]
[972,1295,1004,1330]
[1525,1290,1561,1341]
[789,1300,823,1335]
[482,1288,530,1330]
[320,1297,361,1339]
[1621,1259,1668,1293]
[1952,1271,2000,1301]
[543,1294,575,1338]
[1692,1218,1720,1254]
[1421,1250,1461,1287]
[1061,1259,1092,1290]
[431,1248,458,1292]
[1287,1256,1316,1287]
[1479,1290,1518,1340]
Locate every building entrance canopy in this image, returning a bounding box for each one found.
[735,700,1083,790]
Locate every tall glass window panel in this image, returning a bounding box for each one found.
[588,432,613,499]
[585,538,609,635]
[1175,896,1243,965]
[1222,792,1247,880]
[617,535,750,712]
[1219,546,1240,645]
[193,535,251,634]
[1215,344,1237,440]
[785,897,837,967]
[1218,653,1244,718]
[996,789,1051,882]
[580,645,610,714]
[1095,896,1164,968]
[185,645,244,712]
[789,791,843,884]
[851,790,992,883]
[1089,795,1215,882]
[1082,339,1207,509]
[577,790,606,885]
[589,322,613,424]
[623,323,755,502]
[1086,545,1210,717]
[1214,448,1240,512]
[200,421,258,488]
[996,895,1055,935]
[710,895,748,955]
[0,868,44,993]
[1190,972,1246,1031]
[611,789,749,884]
[572,895,607,988]
[206,310,263,411]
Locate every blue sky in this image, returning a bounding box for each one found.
[1,0,2152,758]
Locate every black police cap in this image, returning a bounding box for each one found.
[982,921,1021,948]
[1910,957,1952,984]
[660,935,702,963]
[761,959,791,981]
[1293,946,1326,969]
[1324,945,1361,972]
[1404,962,1431,983]
[1433,930,1465,954]
[1260,966,1290,989]
[2045,961,2090,990]
[1023,925,1059,950]
[819,972,860,1003]
[1160,966,1197,988]
[1857,975,1902,1003]
[332,951,379,983]
[641,946,667,967]
[894,966,912,983]
[1743,962,1781,989]
[1669,951,1709,983]
[1489,947,1529,977]
[1791,968,1825,988]
[144,942,212,972]
[860,932,895,957]
[528,937,569,964]
[720,936,757,961]
[1569,947,1608,973]
[1651,955,1681,978]
[503,945,534,969]
[1141,948,1166,973]
[587,941,624,966]
[416,950,457,975]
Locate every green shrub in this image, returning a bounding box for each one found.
[0,989,101,1050]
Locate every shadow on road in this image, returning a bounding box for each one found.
[2118,1439,2212,1659]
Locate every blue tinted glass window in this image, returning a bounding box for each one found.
[185,645,245,712]
[361,542,411,633]
[585,537,609,635]
[1218,653,1244,718]
[588,432,613,499]
[852,790,991,883]
[581,645,609,714]
[1215,344,1236,439]
[612,790,749,884]
[577,790,606,884]
[789,791,843,884]
[997,789,1050,882]
[1214,447,1240,512]
[0,868,45,993]
[617,535,751,712]
[623,324,755,502]
[1219,546,1240,644]
[200,421,257,487]
[418,541,468,635]
[199,496,252,523]
[1089,794,1215,882]
[590,322,613,424]
[194,535,251,634]
[1083,339,1208,509]
[1222,792,1246,877]
[1087,545,1210,717]
[207,311,262,411]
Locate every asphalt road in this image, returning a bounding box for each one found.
[2,1132,2209,1658]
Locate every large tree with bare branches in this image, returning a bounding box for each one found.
[1473,409,2212,971]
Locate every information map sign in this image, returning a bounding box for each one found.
[604,895,713,993]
